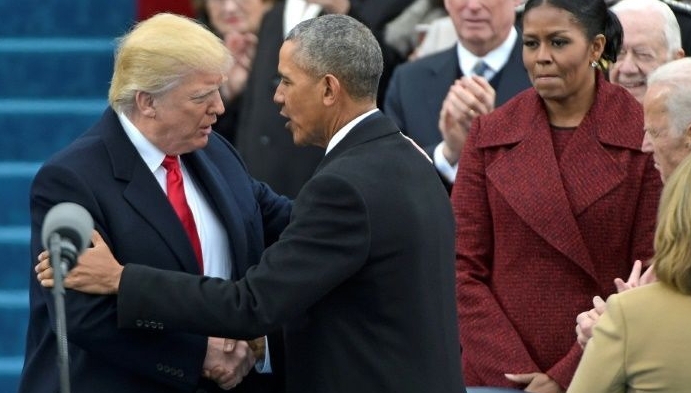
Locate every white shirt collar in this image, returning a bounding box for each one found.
[325,108,379,154]
[283,0,322,38]
[456,26,518,79]
[117,112,167,171]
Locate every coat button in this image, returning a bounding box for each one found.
[136,319,143,327]
[156,363,163,371]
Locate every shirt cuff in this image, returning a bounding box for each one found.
[254,337,272,374]
[433,142,458,183]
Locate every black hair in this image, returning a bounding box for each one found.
[523,0,623,63]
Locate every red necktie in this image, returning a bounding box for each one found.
[162,155,204,274]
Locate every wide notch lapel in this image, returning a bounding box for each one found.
[557,115,626,217]
[484,97,596,278]
[182,150,250,279]
[558,74,638,216]
[122,167,203,274]
[426,48,460,123]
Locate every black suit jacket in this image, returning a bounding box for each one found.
[116,111,465,393]
[19,108,291,393]
[384,36,531,151]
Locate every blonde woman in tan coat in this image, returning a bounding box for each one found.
[569,150,691,391]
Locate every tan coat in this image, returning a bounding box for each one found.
[569,282,691,393]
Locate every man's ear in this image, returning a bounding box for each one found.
[322,74,341,106]
[673,48,685,61]
[684,121,691,151]
[135,91,156,118]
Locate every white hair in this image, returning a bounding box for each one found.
[647,58,691,137]
[611,0,682,59]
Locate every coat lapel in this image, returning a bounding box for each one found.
[479,91,596,278]
[478,74,642,280]
[183,150,250,279]
[315,111,400,173]
[558,74,641,216]
[558,120,627,216]
[101,109,203,274]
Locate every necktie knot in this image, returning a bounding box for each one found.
[162,155,179,171]
[472,59,489,77]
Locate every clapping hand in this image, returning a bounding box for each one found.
[438,75,495,165]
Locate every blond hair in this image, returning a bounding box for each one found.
[654,154,691,294]
[108,13,231,114]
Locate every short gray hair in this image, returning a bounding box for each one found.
[285,14,383,101]
[647,57,691,137]
[611,0,682,60]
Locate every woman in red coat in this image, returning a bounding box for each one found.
[452,0,662,392]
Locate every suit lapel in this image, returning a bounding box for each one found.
[100,109,203,274]
[492,38,531,106]
[183,151,250,279]
[426,48,460,124]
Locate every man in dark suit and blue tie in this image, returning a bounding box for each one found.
[19,13,291,393]
[36,14,466,393]
[384,0,531,188]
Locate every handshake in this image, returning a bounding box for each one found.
[203,336,267,390]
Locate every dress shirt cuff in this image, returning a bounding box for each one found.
[254,337,272,374]
[433,142,458,183]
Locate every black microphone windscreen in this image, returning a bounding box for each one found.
[41,202,94,254]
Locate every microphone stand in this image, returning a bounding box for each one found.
[49,233,77,393]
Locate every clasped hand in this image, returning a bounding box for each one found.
[575,259,657,348]
[204,337,256,390]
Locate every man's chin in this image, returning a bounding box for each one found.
[292,136,309,147]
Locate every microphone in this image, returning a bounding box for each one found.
[41,202,94,272]
[40,202,93,393]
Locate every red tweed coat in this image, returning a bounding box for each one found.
[452,73,661,389]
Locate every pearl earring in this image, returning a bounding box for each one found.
[591,61,598,68]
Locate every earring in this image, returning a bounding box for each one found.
[590,60,598,68]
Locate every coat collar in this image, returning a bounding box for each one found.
[315,111,399,173]
[477,72,643,149]
[476,73,644,279]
